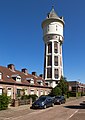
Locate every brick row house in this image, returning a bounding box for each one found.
[68,81,85,94]
[0,64,52,99]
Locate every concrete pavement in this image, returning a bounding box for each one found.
[0,97,85,120]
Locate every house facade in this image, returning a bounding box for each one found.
[68,81,85,94]
[0,64,52,99]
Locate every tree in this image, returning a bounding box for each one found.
[49,87,62,96]
[57,76,68,95]
[49,76,68,97]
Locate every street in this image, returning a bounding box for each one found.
[0,97,85,120]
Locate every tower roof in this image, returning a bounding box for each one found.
[47,6,59,19]
[42,7,65,28]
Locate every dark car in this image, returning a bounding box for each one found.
[30,96,54,109]
[54,96,66,105]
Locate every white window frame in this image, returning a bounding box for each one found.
[16,75,21,82]
[0,72,2,80]
[30,89,34,95]
[0,88,3,95]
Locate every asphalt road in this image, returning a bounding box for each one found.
[0,97,85,120]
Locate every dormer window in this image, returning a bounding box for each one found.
[16,76,21,82]
[37,80,43,86]
[11,74,21,82]
[0,72,2,80]
[26,78,34,84]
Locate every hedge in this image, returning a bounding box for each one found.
[21,94,38,102]
[0,94,9,110]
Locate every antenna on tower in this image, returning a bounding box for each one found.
[51,0,54,10]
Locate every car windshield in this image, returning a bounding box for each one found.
[55,96,61,99]
[38,96,46,102]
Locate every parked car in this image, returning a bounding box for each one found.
[54,96,66,105]
[30,96,54,109]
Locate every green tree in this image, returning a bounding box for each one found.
[57,76,68,95]
[49,87,62,96]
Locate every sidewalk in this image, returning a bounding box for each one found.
[0,97,84,120]
[0,104,32,120]
[66,97,77,102]
[8,104,31,111]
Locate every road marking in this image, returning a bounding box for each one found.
[67,110,78,120]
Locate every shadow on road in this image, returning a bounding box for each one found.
[64,105,85,109]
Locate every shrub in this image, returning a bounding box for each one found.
[81,92,85,96]
[49,87,62,97]
[28,94,38,102]
[20,94,38,102]
[67,92,70,98]
[0,94,9,110]
[21,95,29,100]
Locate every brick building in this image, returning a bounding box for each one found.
[68,81,85,94]
[0,64,51,99]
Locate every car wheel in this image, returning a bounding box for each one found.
[43,105,46,109]
[51,103,54,107]
[59,102,61,105]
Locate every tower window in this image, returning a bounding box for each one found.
[54,69,59,79]
[47,68,52,78]
[48,42,52,53]
[54,56,58,66]
[48,26,49,31]
[47,55,52,66]
[0,72,2,80]
[56,25,57,31]
[54,41,58,53]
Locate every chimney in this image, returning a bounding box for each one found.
[7,64,15,72]
[32,72,37,76]
[39,74,43,78]
[21,68,28,75]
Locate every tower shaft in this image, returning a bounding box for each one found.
[42,8,64,88]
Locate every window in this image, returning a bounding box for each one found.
[16,76,21,82]
[48,42,52,53]
[25,89,28,95]
[54,41,58,53]
[12,74,21,82]
[48,26,49,31]
[0,72,2,80]
[56,25,57,31]
[37,80,43,86]
[40,91,43,95]
[7,88,11,96]
[45,91,47,95]
[72,87,76,92]
[0,88,3,95]
[17,89,21,97]
[47,55,52,66]
[54,56,58,66]
[54,69,59,79]
[30,80,34,84]
[30,90,34,95]
[36,90,39,97]
[47,68,52,78]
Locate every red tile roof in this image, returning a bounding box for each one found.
[0,66,51,88]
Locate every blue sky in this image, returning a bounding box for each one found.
[0,0,85,83]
